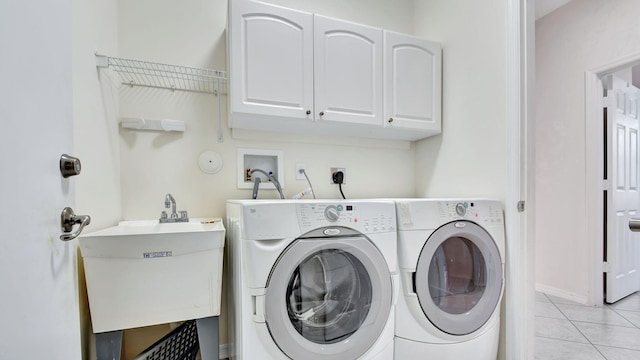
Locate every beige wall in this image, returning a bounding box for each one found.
[412,0,507,201]
[72,0,119,358]
[112,0,417,354]
[535,0,640,301]
[73,1,121,235]
[263,0,415,34]
[116,0,416,223]
[412,1,507,357]
[75,0,512,356]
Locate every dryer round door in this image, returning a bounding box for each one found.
[415,220,503,336]
[264,232,392,360]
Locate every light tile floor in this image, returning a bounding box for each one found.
[535,291,640,359]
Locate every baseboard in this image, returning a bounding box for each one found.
[535,283,588,305]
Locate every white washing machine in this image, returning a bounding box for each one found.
[226,200,398,360]
[394,199,505,359]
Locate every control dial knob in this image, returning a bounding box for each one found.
[455,203,466,217]
[324,205,340,222]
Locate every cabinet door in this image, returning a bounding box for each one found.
[314,15,383,126]
[384,31,441,137]
[229,0,313,123]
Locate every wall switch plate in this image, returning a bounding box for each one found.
[295,163,306,180]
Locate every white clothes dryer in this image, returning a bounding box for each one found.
[394,199,505,360]
[226,200,398,360]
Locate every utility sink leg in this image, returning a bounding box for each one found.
[95,330,123,360]
[196,316,219,360]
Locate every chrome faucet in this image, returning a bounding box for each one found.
[160,193,189,223]
[249,169,285,199]
[165,193,176,216]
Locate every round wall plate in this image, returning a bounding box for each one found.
[198,150,223,174]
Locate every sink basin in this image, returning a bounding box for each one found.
[79,219,225,333]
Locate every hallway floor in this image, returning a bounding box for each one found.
[535,291,640,359]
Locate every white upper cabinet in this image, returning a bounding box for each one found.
[384,31,442,139]
[228,0,314,128]
[228,0,442,141]
[314,15,383,127]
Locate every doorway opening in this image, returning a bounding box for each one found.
[601,70,640,304]
[586,57,640,306]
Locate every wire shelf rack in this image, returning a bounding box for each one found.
[96,54,226,95]
[96,53,227,142]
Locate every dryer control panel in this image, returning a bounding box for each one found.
[297,202,396,234]
[437,200,503,225]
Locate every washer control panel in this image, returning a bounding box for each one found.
[297,202,396,234]
[455,203,466,216]
[438,200,503,224]
[324,205,340,222]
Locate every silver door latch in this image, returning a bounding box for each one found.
[60,207,91,241]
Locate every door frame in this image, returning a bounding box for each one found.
[505,0,533,358]
[585,52,640,306]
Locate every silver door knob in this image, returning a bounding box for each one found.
[60,207,91,241]
[60,154,81,178]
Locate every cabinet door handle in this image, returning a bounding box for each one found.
[388,117,394,123]
[306,110,311,115]
[319,112,325,116]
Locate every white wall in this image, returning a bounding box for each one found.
[412,1,508,357]
[73,0,120,231]
[71,0,517,355]
[412,0,506,201]
[116,0,417,224]
[113,0,416,352]
[535,0,640,301]
[264,0,414,34]
[72,0,119,358]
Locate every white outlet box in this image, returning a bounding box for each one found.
[295,163,306,180]
[331,167,346,184]
[237,148,284,189]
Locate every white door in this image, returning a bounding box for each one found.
[383,31,441,137]
[228,0,314,122]
[0,0,83,358]
[605,75,640,303]
[314,15,383,126]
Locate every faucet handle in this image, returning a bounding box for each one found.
[180,211,189,221]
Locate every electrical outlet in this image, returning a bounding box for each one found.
[330,167,346,184]
[295,163,306,180]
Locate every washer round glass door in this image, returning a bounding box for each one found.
[264,230,392,360]
[415,220,503,335]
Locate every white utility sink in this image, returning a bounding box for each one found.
[79,219,225,333]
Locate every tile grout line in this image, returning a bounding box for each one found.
[535,334,595,345]
[546,295,608,359]
[537,292,640,359]
[606,296,640,330]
